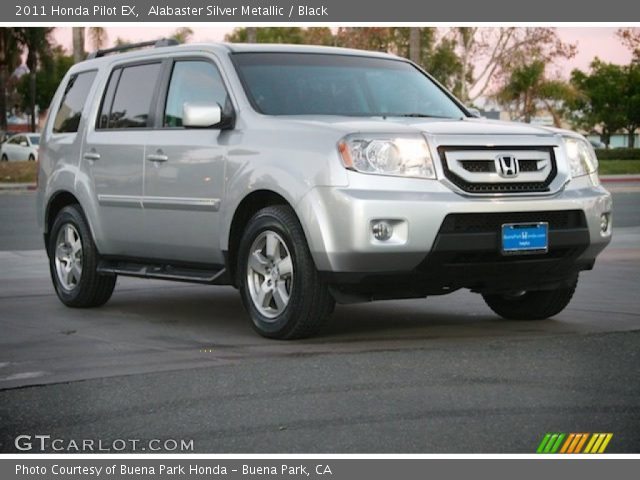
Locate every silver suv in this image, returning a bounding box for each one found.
[37,40,612,339]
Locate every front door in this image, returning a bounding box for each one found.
[143,58,232,265]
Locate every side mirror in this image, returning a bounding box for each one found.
[467,107,482,118]
[20,141,28,147]
[182,103,223,128]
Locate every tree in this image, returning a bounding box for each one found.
[623,62,640,147]
[246,27,257,43]
[335,27,393,52]
[226,27,306,44]
[171,27,193,44]
[496,59,574,126]
[114,37,130,47]
[0,28,22,130]
[302,28,334,46]
[409,28,420,64]
[617,27,640,60]
[15,28,54,131]
[390,28,435,66]
[17,46,73,113]
[445,27,576,103]
[569,60,628,147]
[88,27,108,51]
[72,27,84,63]
[427,38,465,97]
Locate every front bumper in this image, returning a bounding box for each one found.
[296,175,612,286]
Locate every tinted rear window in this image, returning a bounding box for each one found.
[53,70,97,133]
[99,63,161,129]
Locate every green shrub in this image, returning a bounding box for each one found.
[594,148,640,160]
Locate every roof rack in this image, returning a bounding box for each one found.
[87,38,179,59]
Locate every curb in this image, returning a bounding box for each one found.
[600,176,640,183]
[0,183,36,191]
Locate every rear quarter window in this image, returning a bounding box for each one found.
[53,70,97,133]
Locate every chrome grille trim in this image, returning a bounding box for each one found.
[438,146,558,195]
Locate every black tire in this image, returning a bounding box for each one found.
[482,279,578,320]
[49,204,116,308]
[28,154,35,161]
[1,154,7,161]
[237,205,335,339]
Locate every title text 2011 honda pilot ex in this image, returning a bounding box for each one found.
[36,40,612,339]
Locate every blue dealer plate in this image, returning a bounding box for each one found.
[501,222,548,254]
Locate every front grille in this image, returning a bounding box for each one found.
[461,160,493,173]
[518,159,540,172]
[439,146,557,194]
[439,210,587,234]
[460,159,539,173]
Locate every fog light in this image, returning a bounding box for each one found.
[600,213,610,232]
[372,221,393,241]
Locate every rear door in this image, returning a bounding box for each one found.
[83,61,163,256]
[142,57,233,264]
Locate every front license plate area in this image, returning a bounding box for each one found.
[501,222,548,255]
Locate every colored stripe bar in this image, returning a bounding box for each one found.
[560,434,575,453]
[550,433,566,453]
[567,434,582,453]
[590,434,607,453]
[598,433,613,453]
[584,433,599,453]
[544,434,559,453]
[537,434,553,453]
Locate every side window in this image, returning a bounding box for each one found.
[53,70,97,133]
[97,68,121,129]
[164,60,230,127]
[8,136,19,144]
[100,63,161,129]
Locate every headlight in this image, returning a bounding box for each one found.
[338,134,436,179]
[563,136,598,177]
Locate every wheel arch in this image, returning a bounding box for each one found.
[44,191,89,255]
[226,190,306,286]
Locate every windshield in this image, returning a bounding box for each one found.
[232,53,467,118]
[29,135,39,145]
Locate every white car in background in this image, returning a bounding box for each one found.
[1,133,40,161]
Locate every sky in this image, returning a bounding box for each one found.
[53,26,635,78]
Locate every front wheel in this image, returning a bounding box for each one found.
[28,154,35,161]
[1,154,7,161]
[237,205,335,339]
[482,279,578,320]
[49,204,116,307]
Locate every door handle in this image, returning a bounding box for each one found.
[83,152,101,161]
[147,153,168,163]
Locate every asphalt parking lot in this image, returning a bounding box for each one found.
[0,188,639,453]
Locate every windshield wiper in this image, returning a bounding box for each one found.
[388,113,454,119]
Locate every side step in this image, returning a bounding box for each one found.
[97,259,229,285]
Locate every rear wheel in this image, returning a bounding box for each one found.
[482,279,578,320]
[237,205,335,339]
[1,154,7,161]
[28,154,35,161]
[49,205,116,307]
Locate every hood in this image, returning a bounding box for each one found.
[271,115,571,138]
